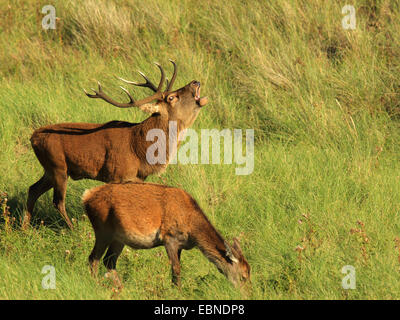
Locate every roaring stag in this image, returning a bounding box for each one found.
[24,61,208,229]
[82,182,250,287]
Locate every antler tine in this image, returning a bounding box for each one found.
[83,81,103,98]
[153,62,165,92]
[83,88,93,97]
[119,86,134,104]
[116,72,157,92]
[116,62,165,94]
[165,59,177,92]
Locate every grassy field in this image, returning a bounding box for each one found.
[0,0,400,300]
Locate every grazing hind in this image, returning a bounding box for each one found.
[82,182,250,287]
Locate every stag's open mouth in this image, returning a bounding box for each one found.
[195,85,201,100]
[195,86,208,107]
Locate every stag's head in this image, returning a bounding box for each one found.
[85,60,208,129]
[163,79,208,128]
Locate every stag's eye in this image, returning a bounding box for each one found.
[168,95,176,102]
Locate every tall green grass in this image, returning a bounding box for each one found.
[0,0,400,299]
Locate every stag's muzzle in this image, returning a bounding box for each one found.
[192,81,208,107]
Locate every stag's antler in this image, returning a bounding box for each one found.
[84,62,166,108]
[164,60,177,93]
[117,60,177,95]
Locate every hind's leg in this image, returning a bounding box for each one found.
[165,239,182,286]
[103,240,125,289]
[52,170,73,229]
[89,234,113,277]
[23,174,53,229]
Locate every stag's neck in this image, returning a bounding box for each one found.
[143,113,186,134]
[130,114,187,168]
[145,114,187,151]
[146,112,169,129]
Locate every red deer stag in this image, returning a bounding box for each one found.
[24,61,208,229]
[82,182,250,287]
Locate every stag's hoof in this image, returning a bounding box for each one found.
[21,213,31,230]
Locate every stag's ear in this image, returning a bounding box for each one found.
[139,103,160,114]
[224,241,239,264]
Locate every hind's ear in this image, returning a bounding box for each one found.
[232,237,243,254]
[224,241,239,264]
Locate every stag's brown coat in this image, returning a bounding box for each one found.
[82,182,250,287]
[24,61,208,228]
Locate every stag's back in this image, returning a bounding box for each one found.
[30,121,139,181]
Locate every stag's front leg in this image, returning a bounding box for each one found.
[52,170,73,229]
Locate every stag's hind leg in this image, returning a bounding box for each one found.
[52,169,73,229]
[23,173,53,229]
